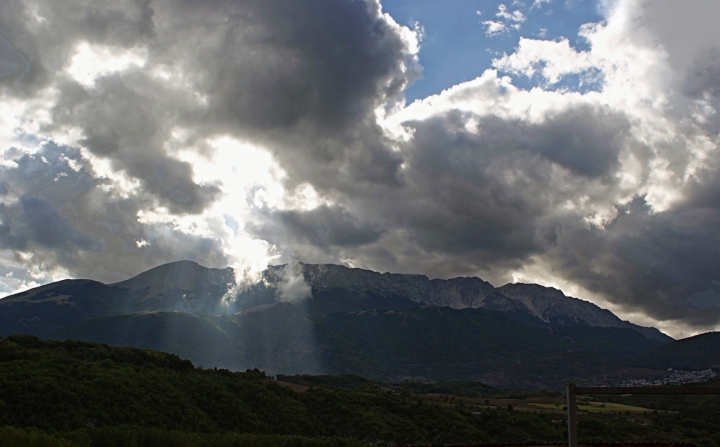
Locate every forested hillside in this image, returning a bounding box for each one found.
[1,336,720,447]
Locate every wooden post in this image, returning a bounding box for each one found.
[567,383,577,447]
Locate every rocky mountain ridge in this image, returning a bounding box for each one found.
[0,260,709,388]
[276,263,671,341]
[0,260,671,342]
[497,283,667,341]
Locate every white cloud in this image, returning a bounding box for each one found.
[532,0,552,8]
[484,4,526,35]
[493,38,595,84]
[483,21,508,36]
[496,4,526,22]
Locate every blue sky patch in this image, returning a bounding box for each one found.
[382,0,605,102]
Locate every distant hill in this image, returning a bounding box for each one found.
[0,279,125,338]
[277,264,672,341]
[0,261,236,338]
[0,260,693,388]
[632,331,720,370]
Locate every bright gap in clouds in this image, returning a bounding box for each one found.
[66,42,147,88]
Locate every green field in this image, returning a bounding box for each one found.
[530,402,653,413]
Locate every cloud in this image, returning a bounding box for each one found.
[275,263,312,303]
[252,205,386,252]
[496,4,526,22]
[483,21,508,37]
[532,0,552,8]
[493,37,596,85]
[377,0,720,334]
[483,4,528,36]
[2,0,720,337]
[0,35,31,78]
[0,0,419,292]
[0,141,231,290]
[263,0,720,335]
[3,196,102,252]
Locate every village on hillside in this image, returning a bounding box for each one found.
[617,368,716,387]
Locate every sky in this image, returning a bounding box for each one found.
[1,0,720,338]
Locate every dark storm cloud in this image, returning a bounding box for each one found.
[1,0,417,208]
[260,103,634,278]
[0,145,105,258]
[0,0,155,94]
[261,92,720,332]
[251,205,385,251]
[0,0,415,214]
[51,75,221,213]
[388,102,720,329]
[0,0,416,284]
[0,142,228,283]
[546,196,720,327]
[380,105,628,261]
[179,0,413,130]
[0,196,103,253]
[158,0,416,190]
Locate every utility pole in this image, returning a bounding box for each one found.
[567,383,577,447]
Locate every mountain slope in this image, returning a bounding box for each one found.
[234,302,324,375]
[0,279,125,338]
[318,306,665,387]
[0,259,684,389]
[49,304,665,389]
[497,283,671,342]
[112,260,236,314]
[631,331,720,370]
[264,264,671,341]
[52,311,244,370]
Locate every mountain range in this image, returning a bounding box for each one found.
[1,260,717,389]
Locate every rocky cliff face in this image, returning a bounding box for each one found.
[272,263,671,341]
[294,263,528,314]
[497,283,672,342]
